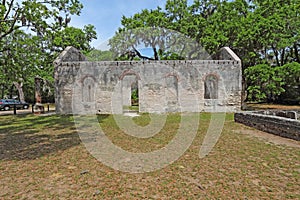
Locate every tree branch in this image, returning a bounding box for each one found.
[0,7,20,40]
[272,45,280,67]
[132,46,154,60]
[0,46,11,53]
[294,43,300,63]
[4,0,15,20]
[153,47,159,60]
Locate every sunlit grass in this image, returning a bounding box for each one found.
[0,113,299,199]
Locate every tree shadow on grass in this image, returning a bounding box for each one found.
[0,114,108,161]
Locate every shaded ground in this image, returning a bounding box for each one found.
[0,104,56,116]
[0,115,79,160]
[234,128,300,148]
[0,113,299,199]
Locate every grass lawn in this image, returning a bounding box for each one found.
[0,113,299,199]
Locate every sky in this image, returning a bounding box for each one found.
[70,0,166,50]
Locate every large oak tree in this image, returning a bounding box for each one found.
[0,0,97,102]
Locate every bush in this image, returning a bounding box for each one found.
[277,62,300,104]
[245,64,285,102]
[245,62,300,104]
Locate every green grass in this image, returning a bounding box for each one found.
[132,113,151,126]
[123,105,139,111]
[0,113,299,199]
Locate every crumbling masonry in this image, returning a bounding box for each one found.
[54,46,242,114]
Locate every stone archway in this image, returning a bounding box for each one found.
[119,70,141,113]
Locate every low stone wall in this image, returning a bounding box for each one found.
[254,110,299,120]
[234,112,300,141]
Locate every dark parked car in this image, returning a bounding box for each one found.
[0,99,29,111]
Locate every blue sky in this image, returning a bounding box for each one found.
[70,0,166,49]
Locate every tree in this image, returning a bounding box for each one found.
[109,8,170,60]
[111,0,300,66]
[245,62,300,104]
[0,0,97,102]
[1,26,97,102]
[246,0,300,67]
[0,0,83,44]
[85,49,114,61]
[52,24,97,53]
[245,64,285,102]
[109,4,209,61]
[0,30,43,101]
[110,0,300,104]
[277,62,300,104]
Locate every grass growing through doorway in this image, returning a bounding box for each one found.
[123,105,139,111]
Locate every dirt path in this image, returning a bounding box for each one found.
[234,127,300,148]
[246,103,300,110]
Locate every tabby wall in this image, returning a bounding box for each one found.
[235,112,300,141]
[54,47,242,114]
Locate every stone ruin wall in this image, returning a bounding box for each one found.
[54,47,242,114]
[235,111,300,141]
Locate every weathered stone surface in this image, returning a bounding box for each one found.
[54,47,242,114]
[255,110,298,120]
[54,46,87,64]
[287,111,298,120]
[234,112,300,141]
[212,47,242,61]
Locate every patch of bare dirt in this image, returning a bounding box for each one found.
[234,127,300,148]
[246,103,300,111]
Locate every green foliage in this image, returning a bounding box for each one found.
[109,4,209,60]
[52,25,97,52]
[245,63,300,103]
[0,0,83,40]
[245,64,284,102]
[110,0,300,66]
[158,50,185,60]
[110,0,300,104]
[0,0,97,102]
[0,30,44,101]
[85,50,114,61]
[108,7,169,60]
[277,62,300,104]
[131,89,139,106]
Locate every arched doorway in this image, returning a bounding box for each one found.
[120,71,140,113]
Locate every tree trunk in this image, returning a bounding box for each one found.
[133,47,154,60]
[1,84,4,99]
[9,84,14,99]
[153,47,159,60]
[280,48,285,66]
[294,43,300,63]
[13,81,25,102]
[272,46,280,66]
[241,76,247,107]
[35,77,42,104]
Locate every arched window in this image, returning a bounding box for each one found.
[204,75,218,99]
